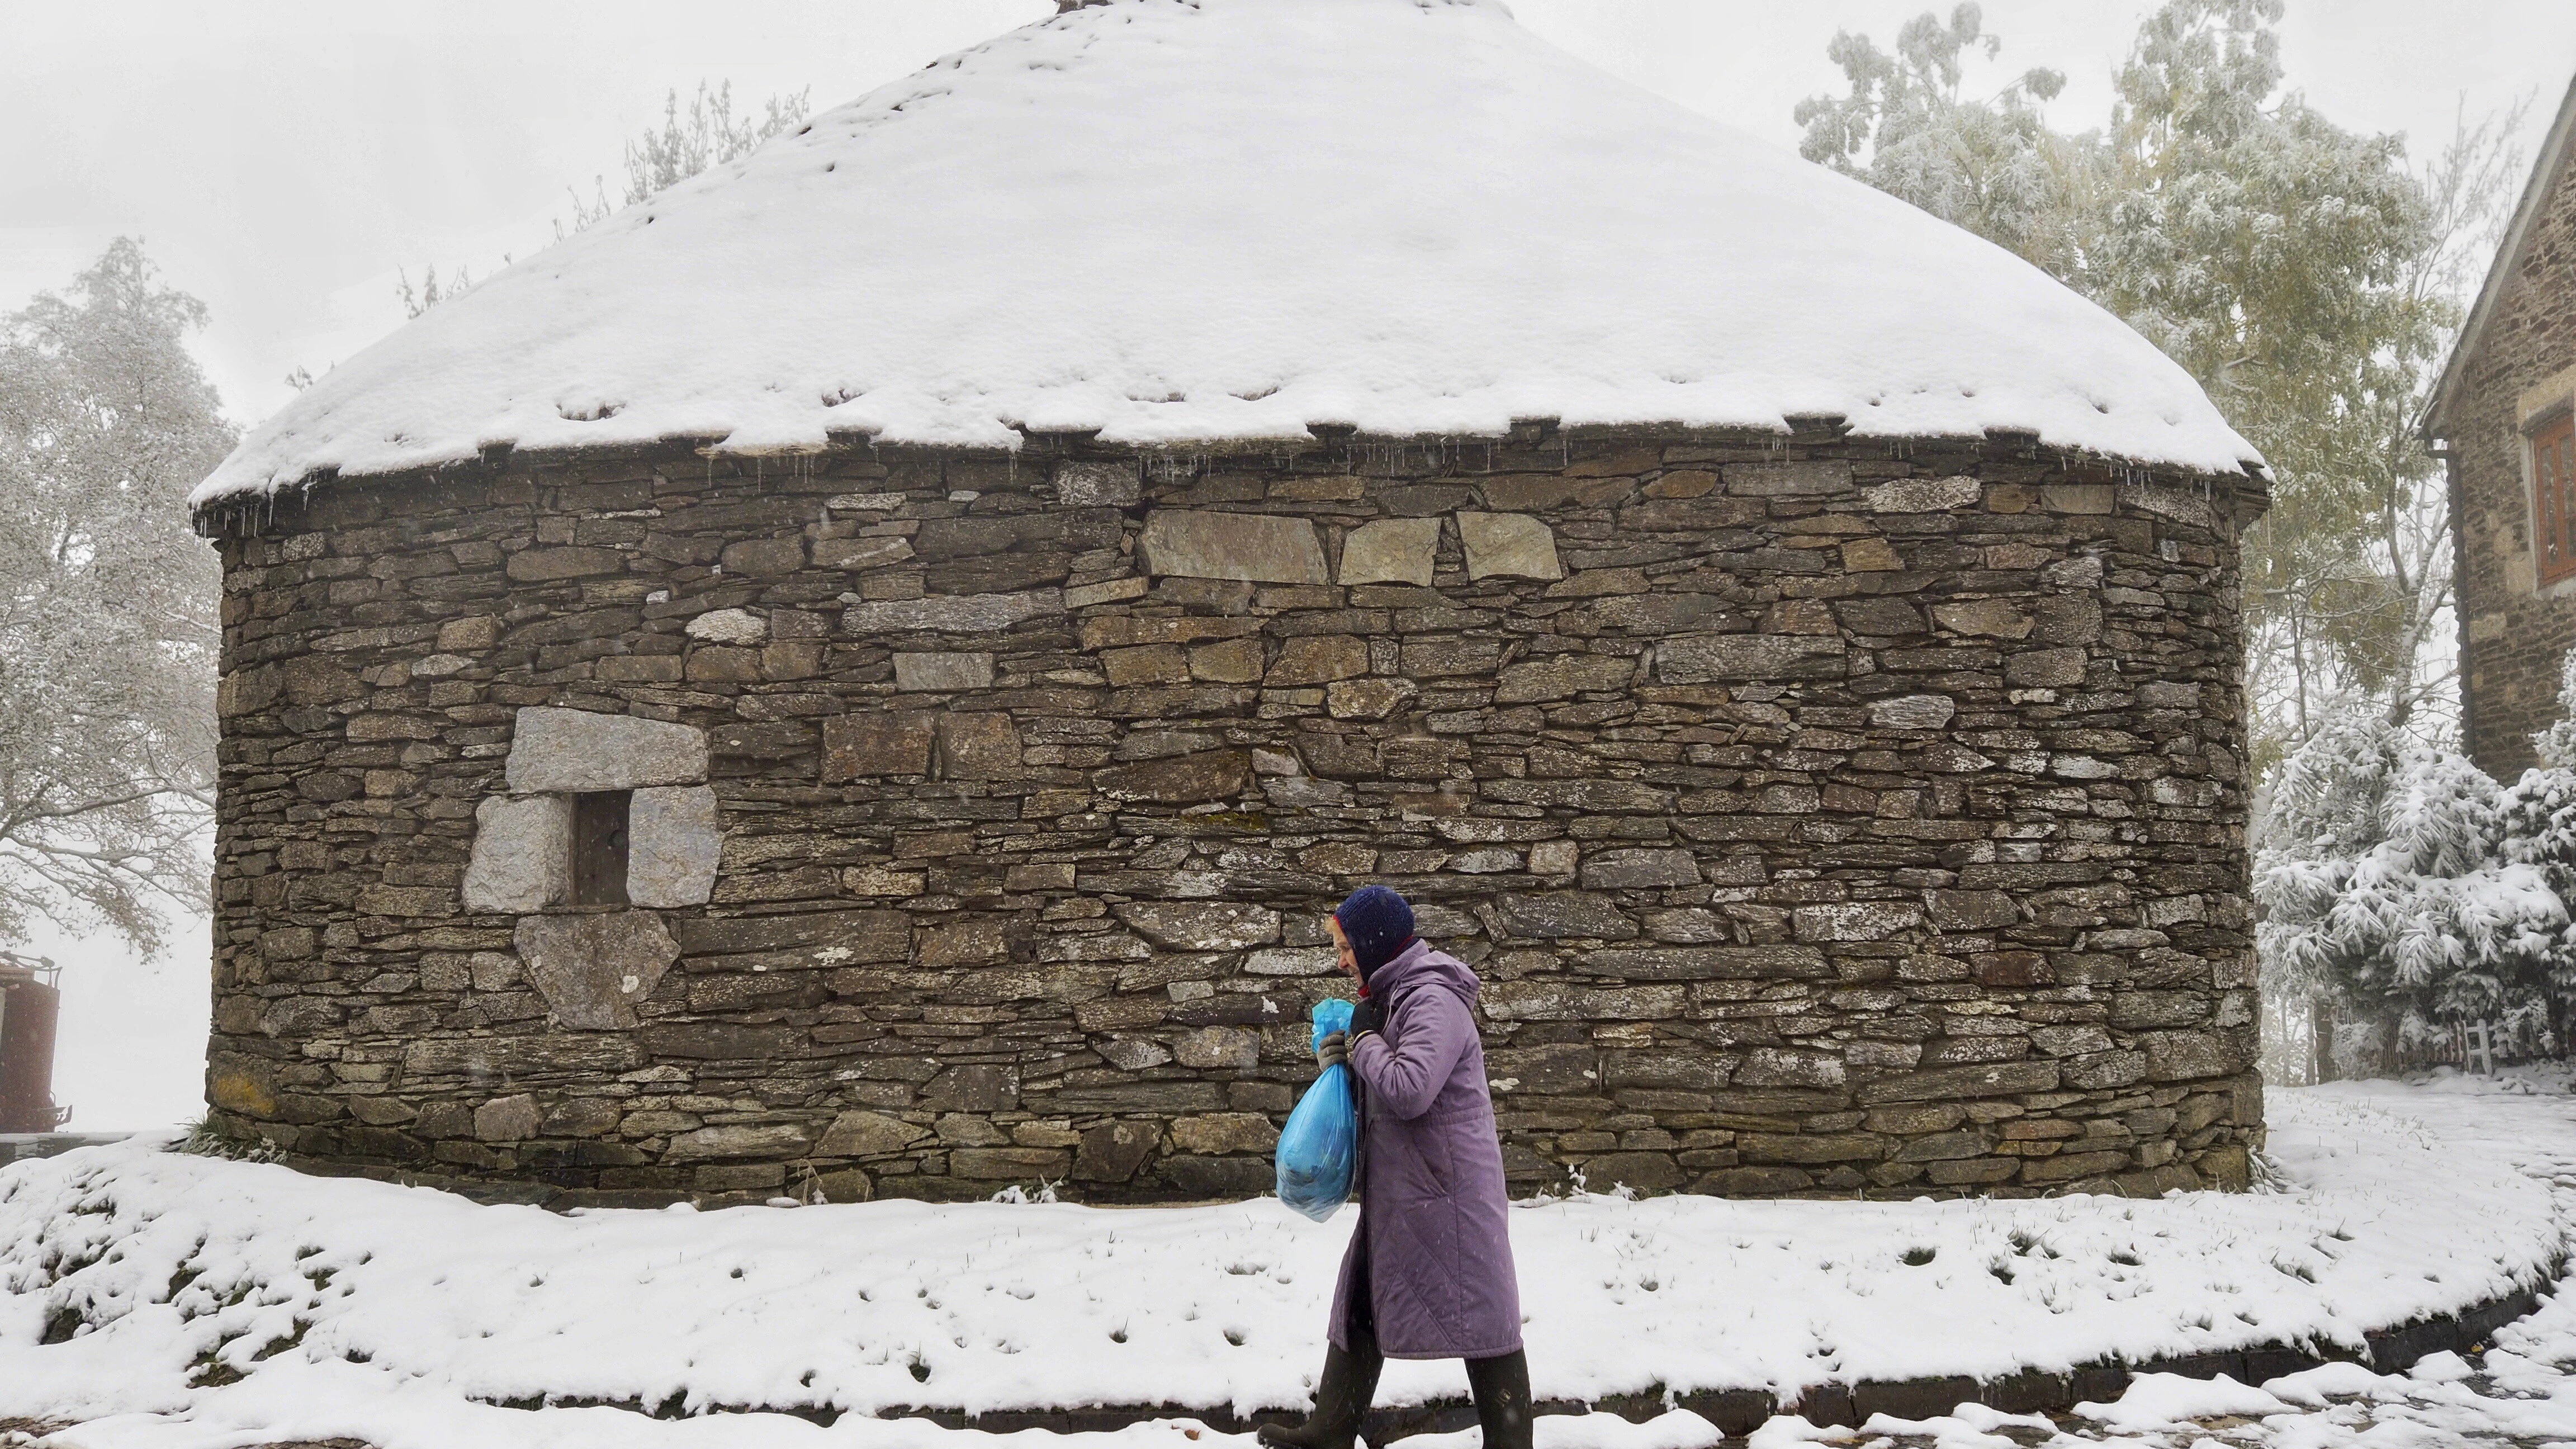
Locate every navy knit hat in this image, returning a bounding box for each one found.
[1333,885,1417,976]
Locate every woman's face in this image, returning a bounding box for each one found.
[1327,916,1359,980]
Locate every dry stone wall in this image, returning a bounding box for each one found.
[200,423,2266,1206]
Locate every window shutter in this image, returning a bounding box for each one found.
[570,791,633,906]
[2540,414,2576,588]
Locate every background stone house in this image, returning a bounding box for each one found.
[2429,72,2576,775]
[191,0,2273,1206]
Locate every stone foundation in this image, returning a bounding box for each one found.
[199,422,2266,1205]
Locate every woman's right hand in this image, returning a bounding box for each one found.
[1315,1030,1349,1071]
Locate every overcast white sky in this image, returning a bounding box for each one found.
[2,0,2572,1128]
[6,0,2573,434]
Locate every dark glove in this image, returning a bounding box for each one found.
[1348,997,1383,1042]
[1315,1030,1350,1071]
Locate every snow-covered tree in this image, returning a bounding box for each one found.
[2248,652,2576,1077]
[0,239,232,954]
[2100,3,2515,751]
[2254,717,2557,1058]
[1794,4,2094,280]
[2489,656,2576,1046]
[2495,768,2576,1040]
[1800,1,2523,764]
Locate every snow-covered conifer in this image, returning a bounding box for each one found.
[2255,712,2563,1048]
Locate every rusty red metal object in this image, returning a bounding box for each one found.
[0,954,67,1133]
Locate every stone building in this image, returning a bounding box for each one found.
[192,0,2271,1206]
[2429,72,2576,776]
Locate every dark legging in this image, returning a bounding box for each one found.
[1346,1227,1532,1449]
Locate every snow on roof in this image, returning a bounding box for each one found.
[192,0,2262,506]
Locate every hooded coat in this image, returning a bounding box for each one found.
[1327,938,1522,1361]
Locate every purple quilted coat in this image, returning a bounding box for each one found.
[1326,939,1523,1361]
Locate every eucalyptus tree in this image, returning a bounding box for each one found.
[1800,0,2521,765]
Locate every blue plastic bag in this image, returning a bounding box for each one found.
[1276,998,1359,1221]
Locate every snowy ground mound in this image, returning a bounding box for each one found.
[194,0,2259,505]
[0,1086,2562,1448]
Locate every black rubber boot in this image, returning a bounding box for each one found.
[1259,1330,1386,1449]
[1465,1350,1533,1449]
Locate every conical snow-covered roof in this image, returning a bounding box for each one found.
[195,0,2261,505]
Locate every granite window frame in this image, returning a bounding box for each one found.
[2519,364,2576,597]
[461,708,721,915]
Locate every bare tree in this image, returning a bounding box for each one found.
[0,239,233,954]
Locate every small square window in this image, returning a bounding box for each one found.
[569,792,632,906]
[2535,412,2576,588]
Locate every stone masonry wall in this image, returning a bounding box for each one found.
[2455,136,2576,778]
[200,423,2266,1206]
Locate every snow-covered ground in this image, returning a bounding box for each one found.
[2,1076,2573,1449]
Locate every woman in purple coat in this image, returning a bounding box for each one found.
[1261,886,1530,1449]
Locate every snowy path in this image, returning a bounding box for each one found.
[1824,1073,2576,1449]
[4,1075,2575,1449]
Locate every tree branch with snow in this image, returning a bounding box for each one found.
[0,239,231,958]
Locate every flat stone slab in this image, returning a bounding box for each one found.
[841,590,1064,635]
[1863,476,1982,512]
[505,708,708,793]
[463,794,572,912]
[812,536,917,571]
[1066,576,1149,608]
[627,785,722,908]
[1455,512,1563,580]
[894,652,997,692]
[1337,518,1442,586]
[515,910,681,1030]
[1112,901,1281,951]
[823,711,935,779]
[683,608,768,644]
[1933,599,2035,639]
[473,1095,542,1144]
[1138,509,1329,584]
[936,712,1024,779]
[1868,694,1959,730]
[1658,634,1847,683]
[1053,461,1142,507]
[1093,748,1252,803]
